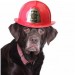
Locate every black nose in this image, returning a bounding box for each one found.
[30,37,38,43]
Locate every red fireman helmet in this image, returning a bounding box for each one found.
[14,1,55,28]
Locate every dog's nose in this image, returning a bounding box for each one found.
[30,37,38,44]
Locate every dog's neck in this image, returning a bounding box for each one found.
[17,44,28,65]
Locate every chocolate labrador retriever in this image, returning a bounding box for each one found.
[1,23,57,75]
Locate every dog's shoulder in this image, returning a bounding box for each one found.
[1,39,16,59]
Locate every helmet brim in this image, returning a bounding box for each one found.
[14,18,55,28]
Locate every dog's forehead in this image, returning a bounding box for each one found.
[28,28,38,31]
[21,26,46,34]
[23,26,40,31]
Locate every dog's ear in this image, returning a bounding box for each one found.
[9,23,20,41]
[46,26,58,45]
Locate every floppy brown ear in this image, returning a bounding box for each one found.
[46,26,58,45]
[9,23,20,41]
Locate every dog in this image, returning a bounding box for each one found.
[1,23,57,75]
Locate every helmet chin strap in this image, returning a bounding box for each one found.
[17,44,28,65]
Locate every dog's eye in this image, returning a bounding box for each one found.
[38,29,45,35]
[23,28,30,34]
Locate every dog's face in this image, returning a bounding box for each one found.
[9,23,57,60]
[24,28,45,55]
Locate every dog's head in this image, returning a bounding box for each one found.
[9,23,57,60]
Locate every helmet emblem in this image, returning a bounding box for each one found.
[27,8,40,23]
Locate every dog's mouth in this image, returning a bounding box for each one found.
[24,44,40,60]
[25,46,39,55]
